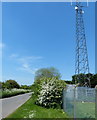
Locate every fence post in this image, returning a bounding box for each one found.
[62,88,64,110]
[62,88,66,112]
[96,88,97,120]
[74,87,76,119]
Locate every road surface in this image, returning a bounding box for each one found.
[0,92,32,119]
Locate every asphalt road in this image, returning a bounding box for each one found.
[0,92,32,119]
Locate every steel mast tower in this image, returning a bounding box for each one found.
[74,1,91,87]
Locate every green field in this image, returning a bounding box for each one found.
[6,97,68,118]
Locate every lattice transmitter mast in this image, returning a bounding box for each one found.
[74,1,91,87]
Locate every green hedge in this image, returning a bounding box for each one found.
[0,89,31,99]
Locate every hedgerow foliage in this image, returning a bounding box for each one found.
[36,77,66,108]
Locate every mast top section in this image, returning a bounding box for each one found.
[71,0,89,7]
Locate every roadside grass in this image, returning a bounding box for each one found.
[6,96,68,118]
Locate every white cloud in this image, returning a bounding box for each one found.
[17,56,43,63]
[9,54,43,74]
[0,42,5,49]
[9,54,43,63]
[0,42,5,58]
[9,54,18,59]
[22,63,29,68]
[19,63,38,74]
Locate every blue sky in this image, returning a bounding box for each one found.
[2,2,95,85]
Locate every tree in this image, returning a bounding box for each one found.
[5,80,20,89]
[65,80,73,84]
[0,82,7,90]
[72,73,86,86]
[90,74,97,88]
[0,82,2,89]
[72,73,96,87]
[34,67,61,82]
[20,85,30,89]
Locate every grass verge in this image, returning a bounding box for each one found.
[6,96,68,118]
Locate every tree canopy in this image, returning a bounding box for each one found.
[5,79,20,89]
[90,74,97,88]
[72,73,97,88]
[34,67,61,82]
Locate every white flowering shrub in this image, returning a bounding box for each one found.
[36,77,66,108]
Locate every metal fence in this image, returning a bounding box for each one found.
[63,85,97,119]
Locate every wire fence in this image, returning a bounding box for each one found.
[63,85,97,119]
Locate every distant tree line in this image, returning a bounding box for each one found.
[65,81,73,84]
[0,79,31,90]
